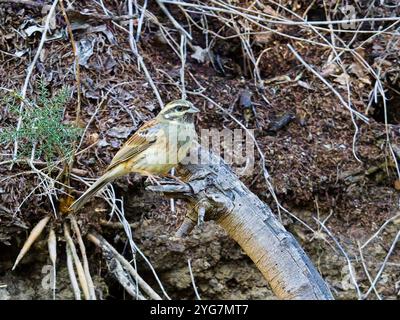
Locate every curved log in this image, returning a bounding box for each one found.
[148,146,334,300]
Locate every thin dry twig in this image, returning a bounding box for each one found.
[357,242,381,300]
[59,0,82,124]
[12,0,59,162]
[0,0,49,7]
[99,219,139,229]
[156,0,192,40]
[363,231,400,299]
[127,0,164,108]
[99,191,171,299]
[187,259,201,300]
[287,44,368,123]
[361,213,400,249]
[314,217,362,299]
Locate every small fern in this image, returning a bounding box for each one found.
[0,80,82,161]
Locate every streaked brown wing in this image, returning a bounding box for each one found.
[106,119,161,171]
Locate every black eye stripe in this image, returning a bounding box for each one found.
[162,103,192,116]
[167,105,188,113]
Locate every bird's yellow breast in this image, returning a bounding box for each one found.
[127,122,196,175]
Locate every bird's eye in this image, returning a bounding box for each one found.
[176,106,184,112]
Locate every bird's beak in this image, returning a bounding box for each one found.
[187,105,200,113]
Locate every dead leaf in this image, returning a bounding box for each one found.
[39,47,46,62]
[297,80,313,90]
[191,46,208,63]
[265,75,291,84]
[333,73,350,86]
[145,103,156,111]
[98,139,109,148]
[320,63,339,77]
[263,5,278,16]
[107,126,133,139]
[350,62,371,85]
[110,140,121,148]
[240,89,252,108]
[88,25,116,44]
[48,8,57,30]
[350,62,365,78]
[254,32,273,44]
[71,22,91,32]
[24,25,44,37]
[14,49,28,58]
[77,38,95,68]
[71,168,89,176]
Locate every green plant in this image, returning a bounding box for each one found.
[0,81,82,161]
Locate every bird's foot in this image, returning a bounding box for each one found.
[145,174,161,185]
[165,174,185,185]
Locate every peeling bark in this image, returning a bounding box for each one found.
[148,146,334,300]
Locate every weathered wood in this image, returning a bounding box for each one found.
[148,146,334,300]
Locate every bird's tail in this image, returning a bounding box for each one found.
[69,166,124,212]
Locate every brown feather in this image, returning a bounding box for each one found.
[69,100,198,213]
[69,165,126,212]
[107,119,159,171]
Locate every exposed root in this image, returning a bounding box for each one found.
[70,216,96,300]
[48,228,57,300]
[107,253,146,300]
[64,223,91,300]
[66,242,81,300]
[87,232,162,300]
[12,215,51,270]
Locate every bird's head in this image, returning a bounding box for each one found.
[157,100,199,123]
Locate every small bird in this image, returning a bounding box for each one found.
[69,99,199,212]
